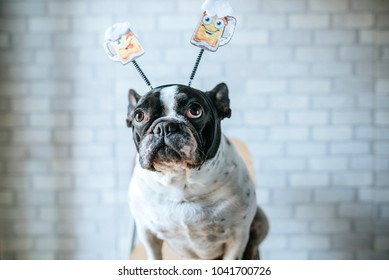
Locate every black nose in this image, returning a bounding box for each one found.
[153,122,178,136]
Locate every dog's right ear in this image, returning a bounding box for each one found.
[126,89,141,127]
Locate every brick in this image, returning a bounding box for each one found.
[48,2,88,15]
[312,62,353,76]
[31,81,72,96]
[3,2,45,15]
[374,143,389,155]
[12,129,51,143]
[270,220,309,234]
[333,173,373,187]
[0,115,27,127]
[333,14,374,28]
[377,14,389,28]
[360,30,389,45]
[71,17,113,32]
[71,144,112,158]
[290,79,331,93]
[313,96,355,109]
[0,18,26,32]
[257,173,287,188]
[30,113,70,127]
[243,111,286,125]
[264,205,293,218]
[376,79,389,93]
[246,79,287,93]
[249,142,283,156]
[262,236,288,250]
[35,237,75,251]
[267,251,309,260]
[268,63,309,77]
[310,251,355,260]
[351,0,389,12]
[270,127,309,141]
[290,173,330,188]
[296,205,336,218]
[158,15,197,31]
[309,0,349,11]
[0,34,9,48]
[375,111,389,125]
[51,159,91,174]
[313,127,353,141]
[58,191,99,205]
[0,82,28,96]
[340,46,380,61]
[263,158,306,171]
[53,129,94,144]
[233,30,269,46]
[375,190,389,203]
[332,110,372,125]
[89,1,131,15]
[14,222,54,236]
[36,50,79,65]
[339,203,377,218]
[263,0,306,12]
[72,113,113,127]
[74,175,115,189]
[286,143,327,156]
[11,97,50,112]
[271,96,310,109]
[32,175,72,189]
[350,156,389,171]
[29,17,70,32]
[332,235,372,250]
[289,111,329,125]
[290,235,330,249]
[1,238,33,251]
[309,157,348,171]
[289,14,330,29]
[272,30,312,45]
[335,78,374,94]
[272,190,311,203]
[0,191,14,205]
[251,47,292,61]
[296,47,336,61]
[314,30,357,45]
[314,189,355,203]
[246,14,286,29]
[330,142,370,155]
[374,237,389,251]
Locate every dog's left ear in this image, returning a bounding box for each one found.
[207,83,231,120]
[126,89,141,127]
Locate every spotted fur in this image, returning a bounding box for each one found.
[128,84,268,260]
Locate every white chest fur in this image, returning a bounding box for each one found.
[129,136,257,259]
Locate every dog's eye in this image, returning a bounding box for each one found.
[134,110,145,122]
[185,104,203,119]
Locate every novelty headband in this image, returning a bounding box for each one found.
[103,0,236,89]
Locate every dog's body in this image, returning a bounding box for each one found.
[127,83,268,260]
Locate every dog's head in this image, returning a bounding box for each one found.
[126,83,231,172]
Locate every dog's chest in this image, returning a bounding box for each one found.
[129,139,256,258]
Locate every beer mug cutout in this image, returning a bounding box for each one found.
[191,12,236,52]
[104,22,145,65]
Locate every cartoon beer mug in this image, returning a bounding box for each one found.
[191,12,236,52]
[104,22,145,65]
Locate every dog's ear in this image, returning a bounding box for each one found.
[207,83,231,120]
[126,89,141,127]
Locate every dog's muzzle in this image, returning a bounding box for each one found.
[138,120,202,171]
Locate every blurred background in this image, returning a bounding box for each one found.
[0,0,388,259]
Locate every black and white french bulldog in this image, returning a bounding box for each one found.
[126,83,268,260]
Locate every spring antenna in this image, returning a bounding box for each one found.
[188,48,205,87]
[132,60,153,90]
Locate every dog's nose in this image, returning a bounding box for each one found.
[153,122,178,136]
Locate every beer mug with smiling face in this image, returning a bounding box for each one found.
[191,12,236,52]
[104,22,145,65]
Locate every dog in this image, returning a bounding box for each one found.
[126,83,268,260]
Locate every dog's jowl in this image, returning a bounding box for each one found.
[127,83,268,260]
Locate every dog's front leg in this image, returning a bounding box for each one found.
[222,230,250,260]
[137,225,163,260]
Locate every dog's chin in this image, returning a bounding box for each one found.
[138,136,202,172]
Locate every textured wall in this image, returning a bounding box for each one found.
[0,0,388,259]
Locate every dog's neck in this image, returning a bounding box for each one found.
[134,135,237,202]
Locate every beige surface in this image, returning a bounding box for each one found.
[130,138,255,260]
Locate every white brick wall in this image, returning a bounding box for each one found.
[0,0,388,260]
